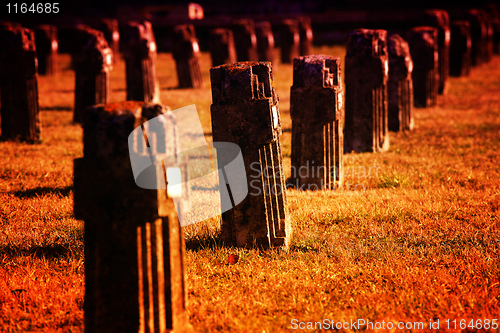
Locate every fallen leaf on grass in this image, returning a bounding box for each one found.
[227,254,239,265]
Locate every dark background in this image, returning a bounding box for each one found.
[2,0,498,23]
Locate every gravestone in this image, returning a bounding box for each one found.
[492,19,500,54]
[231,19,259,62]
[210,61,291,249]
[73,27,113,124]
[74,101,192,333]
[485,18,494,62]
[122,21,160,102]
[344,29,389,153]
[209,28,237,67]
[465,9,488,66]
[297,17,313,56]
[96,18,120,64]
[171,24,203,89]
[34,25,58,76]
[277,19,300,64]
[407,26,439,108]
[289,55,344,190]
[0,25,41,141]
[255,21,277,69]
[387,34,414,132]
[449,21,471,77]
[423,9,450,94]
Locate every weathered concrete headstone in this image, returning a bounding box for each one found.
[344,29,389,153]
[231,19,259,62]
[74,101,192,333]
[423,9,450,94]
[406,26,439,108]
[209,28,237,67]
[34,25,58,76]
[122,21,160,102]
[289,55,344,190]
[210,61,291,249]
[387,34,414,132]
[73,27,113,124]
[485,17,495,62]
[255,21,277,69]
[492,19,500,54]
[0,25,41,141]
[465,9,488,66]
[277,19,300,64]
[171,24,203,89]
[297,17,313,56]
[96,18,120,65]
[449,21,472,77]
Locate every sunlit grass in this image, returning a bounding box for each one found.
[1,44,499,332]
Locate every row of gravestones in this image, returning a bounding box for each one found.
[0,17,314,142]
[76,25,495,332]
[1,9,493,142]
[1,10,497,332]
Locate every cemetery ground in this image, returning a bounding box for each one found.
[0,45,499,332]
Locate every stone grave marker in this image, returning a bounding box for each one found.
[289,55,344,190]
[210,61,292,249]
[344,29,389,153]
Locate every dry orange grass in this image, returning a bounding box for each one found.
[1,46,499,332]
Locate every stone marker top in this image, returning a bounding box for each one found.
[122,21,156,60]
[83,102,175,158]
[388,34,411,58]
[0,26,37,77]
[280,19,299,28]
[0,25,36,52]
[255,21,272,30]
[387,34,413,79]
[211,28,232,38]
[292,55,341,88]
[174,24,196,40]
[346,29,387,58]
[452,20,471,28]
[210,61,277,105]
[407,26,438,49]
[424,9,450,28]
[74,26,113,71]
[35,24,56,35]
[408,26,438,35]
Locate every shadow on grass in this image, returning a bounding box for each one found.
[13,185,73,198]
[0,243,83,260]
[185,232,222,251]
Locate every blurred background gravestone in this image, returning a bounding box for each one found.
[449,20,472,77]
[276,19,300,64]
[423,9,450,94]
[209,28,237,67]
[0,24,41,142]
[387,34,414,132]
[407,26,439,108]
[73,27,113,124]
[95,18,120,65]
[344,29,389,153]
[122,20,160,102]
[34,25,58,76]
[171,24,203,89]
[255,21,277,70]
[297,17,313,56]
[231,19,259,62]
[289,55,344,190]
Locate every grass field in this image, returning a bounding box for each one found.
[0,45,499,332]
